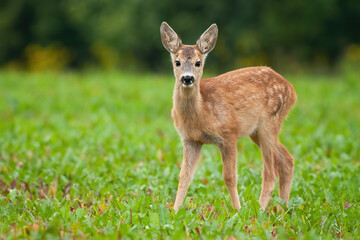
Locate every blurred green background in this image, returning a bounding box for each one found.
[1,0,360,73]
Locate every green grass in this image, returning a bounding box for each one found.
[0,70,359,239]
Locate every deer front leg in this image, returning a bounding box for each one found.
[220,142,241,210]
[174,140,202,213]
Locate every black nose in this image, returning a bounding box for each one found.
[181,75,194,85]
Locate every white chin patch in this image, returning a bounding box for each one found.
[182,83,194,88]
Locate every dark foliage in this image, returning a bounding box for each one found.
[0,0,359,72]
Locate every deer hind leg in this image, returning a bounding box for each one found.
[219,141,241,210]
[174,140,202,213]
[250,128,278,210]
[276,142,294,204]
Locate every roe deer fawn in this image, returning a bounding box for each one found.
[160,22,297,212]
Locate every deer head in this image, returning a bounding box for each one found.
[160,22,218,88]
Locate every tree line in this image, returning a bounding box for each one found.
[0,0,359,72]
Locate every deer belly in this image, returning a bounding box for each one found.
[199,132,223,144]
[176,126,223,145]
[175,125,222,144]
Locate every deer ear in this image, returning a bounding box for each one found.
[196,24,218,54]
[160,22,182,53]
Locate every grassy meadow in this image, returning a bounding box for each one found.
[0,70,359,239]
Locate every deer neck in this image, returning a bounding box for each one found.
[173,81,202,117]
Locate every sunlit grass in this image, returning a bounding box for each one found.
[0,70,359,239]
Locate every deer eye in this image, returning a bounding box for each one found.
[195,61,201,67]
[175,61,181,67]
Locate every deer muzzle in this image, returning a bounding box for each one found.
[181,75,194,87]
